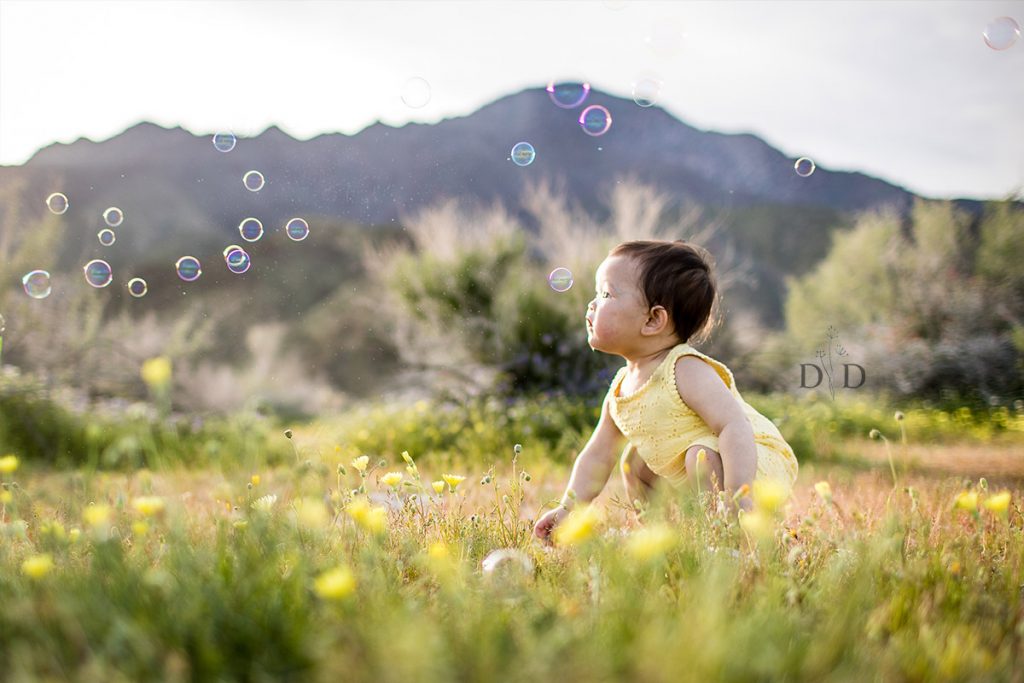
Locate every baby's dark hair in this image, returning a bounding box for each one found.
[609,239,720,345]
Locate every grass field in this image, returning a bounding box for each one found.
[1,395,1023,681]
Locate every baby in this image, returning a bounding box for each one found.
[534,239,798,543]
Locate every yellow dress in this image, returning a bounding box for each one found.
[606,342,798,491]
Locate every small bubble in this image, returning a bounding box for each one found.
[285,218,309,241]
[212,132,237,152]
[243,171,265,192]
[794,157,816,177]
[46,192,69,215]
[127,278,148,298]
[175,256,202,282]
[546,81,590,109]
[983,16,1020,50]
[98,228,116,246]
[223,246,251,274]
[239,217,264,242]
[401,76,431,108]
[632,77,663,107]
[548,267,574,293]
[83,259,113,288]
[510,142,536,167]
[103,207,124,227]
[578,105,612,136]
[22,270,52,299]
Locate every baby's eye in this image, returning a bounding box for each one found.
[599,291,611,299]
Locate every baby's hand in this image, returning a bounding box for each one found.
[533,506,570,546]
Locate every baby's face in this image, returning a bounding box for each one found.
[585,255,648,354]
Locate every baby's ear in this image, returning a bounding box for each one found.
[645,305,671,334]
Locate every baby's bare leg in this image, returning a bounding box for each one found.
[619,444,660,509]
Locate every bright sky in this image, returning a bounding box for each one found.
[1,0,1022,199]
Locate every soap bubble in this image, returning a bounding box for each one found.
[239,217,264,242]
[46,192,69,215]
[794,157,816,177]
[98,228,116,246]
[632,77,663,107]
[212,131,237,152]
[127,278,148,298]
[546,81,590,109]
[103,207,124,227]
[548,267,574,292]
[243,171,265,192]
[22,270,51,299]
[285,217,309,241]
[83,259,113,288]
[224,246,251,274]
[510,142,536,167]
[578,105,612,136]
[983,17,1020,50]
[401,76,432,108]
[175,256,202,282]
[482,548,534,579]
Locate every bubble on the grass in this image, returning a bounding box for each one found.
[46,192,69,215]
[548,267,574,293]
[127,277,148,298]
[175,256,202,282]
[285,217,309,241]
[578,105,612,136]
[794,157,816,177]
[481,548,534,579]
[98,228,116,246]
[546,81,591,109]
[239,217,264,242]
[243,170,265,192]
[401,76,431,108]
[632,77,663,107]
[224,246,251,274]
[212,131,237,152]
[645,17,685,57]
[83,259,113,288]
[103,207,124,227]
[984,16,1020,50]
[510,142,536,167]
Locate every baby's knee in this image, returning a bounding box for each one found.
[684,445,724,486]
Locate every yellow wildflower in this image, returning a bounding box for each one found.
[140,356,172,389]
[553,504,602,546]
[83,504,112,528]
[738,509,773,541]
[813,481,833,504]
[380,472,403,488]
[293,497,329,530]
[346,498,387,534]
[250,474,260,487]
[132,521,149,537]
[954,491,978,513]
[625,523,678,562]
[983,491,1011,517]
[21,554,54,579]
[132,496,166,517]
[431,480,445,494]
[1,490,11,504]
[0,454,19,474]
[442,474,466,491]
[752,479,788,515]
[68,528,81,543]
[352,455,369,473]
[313,566,357,600]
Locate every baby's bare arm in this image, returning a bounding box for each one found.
[559,395,626,509]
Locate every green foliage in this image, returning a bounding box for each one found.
[783,199,1024,400]
[0,372,289,469]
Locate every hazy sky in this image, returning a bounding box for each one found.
[1,0,1022,199]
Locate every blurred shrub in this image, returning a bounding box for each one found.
[784,198,1024,405]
